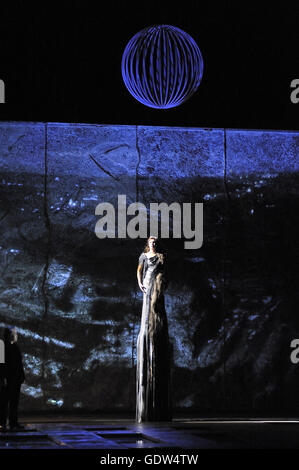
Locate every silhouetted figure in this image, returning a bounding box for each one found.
[0,327,25,431]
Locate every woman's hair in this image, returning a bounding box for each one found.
[143,236,166,254]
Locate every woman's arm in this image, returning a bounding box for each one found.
[137,263,146,293]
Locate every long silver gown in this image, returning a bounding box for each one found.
[136,251,172,422]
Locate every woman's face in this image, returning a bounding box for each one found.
[148,238,157,251]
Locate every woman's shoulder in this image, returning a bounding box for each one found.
[139,251,167,262]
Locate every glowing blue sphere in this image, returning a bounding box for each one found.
[121,25,204,109]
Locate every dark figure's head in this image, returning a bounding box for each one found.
[3,326,18,344]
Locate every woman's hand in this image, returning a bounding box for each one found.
[139,282,146,293]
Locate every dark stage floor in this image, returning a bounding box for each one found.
[1,415,299,449]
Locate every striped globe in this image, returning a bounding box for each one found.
[121,25,204,109]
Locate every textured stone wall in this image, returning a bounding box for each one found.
[0,122,298,414]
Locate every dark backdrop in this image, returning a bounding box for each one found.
[0,122,299,415]
[0,1,298,130]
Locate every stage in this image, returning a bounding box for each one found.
[0,415,299,449]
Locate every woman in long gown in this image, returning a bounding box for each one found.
[136,236,172,422]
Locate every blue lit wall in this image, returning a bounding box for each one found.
[0,122,298,414]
